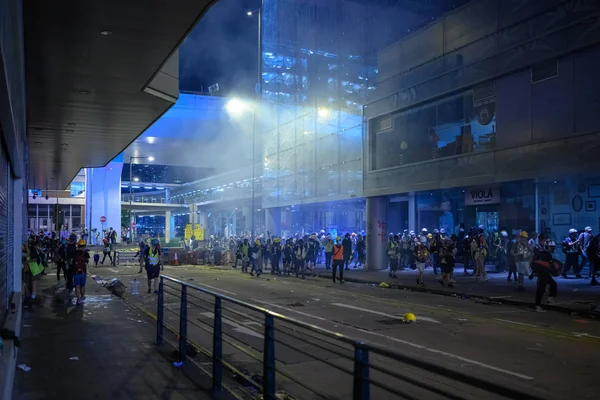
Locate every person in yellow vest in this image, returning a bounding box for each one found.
[27,238,45,301]
[146,238,161,294]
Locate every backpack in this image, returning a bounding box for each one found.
[74,251,88,272]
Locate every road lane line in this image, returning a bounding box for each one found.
[331,302,442,324]
[358,329,534,380]
[199,311,263,339]
[493,318,537,327]
[192,282,237,296]
[252,300,532,380]
[253,300,329,321]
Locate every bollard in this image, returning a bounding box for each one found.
[353,344,370,400]
[263,314,276,400]
[212,298,223,397]
[178,284,187,363]
[156,277,164,345]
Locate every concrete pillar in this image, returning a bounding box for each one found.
[265,208,281,237]
[199,211,209,230]
[165,210,171,244]
[242,206,252,234]
[281,209,292,235]
[165,188,170,204]
[85,154,124,241]
[408,193,416,232]
[366,196,388,271]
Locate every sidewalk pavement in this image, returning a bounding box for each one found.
[310,262,600,316]
[14,272,221,400]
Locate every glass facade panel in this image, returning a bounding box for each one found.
[371,90,497,170]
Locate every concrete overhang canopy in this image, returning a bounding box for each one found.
[24,0,216,189]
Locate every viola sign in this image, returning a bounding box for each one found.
[465,186,500,206]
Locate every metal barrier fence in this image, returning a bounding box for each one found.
[156,275,545,400]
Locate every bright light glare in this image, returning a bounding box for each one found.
[133,177,140,182]
[148,156,155,162]
[225,98,252,117]
[317,108,330,118]
[247,11,253,16]
[146,137,156,144]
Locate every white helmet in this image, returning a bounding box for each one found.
[585,226,593,232]
[409,230,415,236]
[421,228,428,233]
[501,231,508,237]
[439,228,446,234]
[569,228,578,234]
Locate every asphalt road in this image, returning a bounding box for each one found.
[95,262,600,400]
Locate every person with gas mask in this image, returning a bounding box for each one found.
[531,234,561,312]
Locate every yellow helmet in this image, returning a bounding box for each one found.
[273,238,281,243]
[336,236,341,242]
[427,233,433,239]
[77,239,86,247]
[520,231,528,238]
[403,313,416,323]
[255,239,261,245]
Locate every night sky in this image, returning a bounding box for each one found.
[179,0,261,97]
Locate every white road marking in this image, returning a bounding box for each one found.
[253,299,329,321]
[331,303,441,324]
[199,312,263,339]
[493,319,538,328]
[256,299,533,380]
[572,332,600,339]
[191,283,237,296]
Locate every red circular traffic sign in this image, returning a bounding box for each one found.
[100,216,107,223]
[131,223,137,230]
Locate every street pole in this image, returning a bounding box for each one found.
[129,156,133,241]
[252,2,262,242]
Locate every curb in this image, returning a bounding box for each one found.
[313,272,600,319]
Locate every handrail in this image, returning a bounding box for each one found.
[157,274,544,400]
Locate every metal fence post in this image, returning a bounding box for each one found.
[263,314,276,400]
[179,284,188,363]
[156,277,164,345]
[353,344,370,400]
[212,297,223,397]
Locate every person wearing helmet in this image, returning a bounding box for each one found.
[293,239,306,279]
[414,234,429,287]
[332,236,345,283]
[271,238,282,275]
[531,234,560,312]
[387,234,400,278]
[100,237,113,265]
[323,235,334,270]
[577,226,596,283]
[342,233,353,271]
[250,239,262,277]
[511,231,533,290]
[439,236,456,288]
[495,230,509,273]
[282,239,293,275]
[355,234,366,268]
[240,238,250,273]
[430,229,442,276]
[472,226,488,282]
[73,239,90,304]
[562,228,581,278]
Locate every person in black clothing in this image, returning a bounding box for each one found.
[354,234,366,268]
[56,239,68,282]
[101,238,113,265]
[65,234,78,293]
[531,234,560,312]
[263,239,272,272]
[270,238,281,275]
[342,234,353,271]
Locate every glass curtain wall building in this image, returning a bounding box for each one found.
[259,0,466,234]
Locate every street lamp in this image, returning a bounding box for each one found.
[129,155,153,240]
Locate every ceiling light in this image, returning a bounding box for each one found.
[146,137,156,144]
[148,156,155,162]
[247,11,253,16]
[100,30,112,36]
[78,89,90,94]
[133,177,140,182]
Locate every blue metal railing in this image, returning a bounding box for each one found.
[156,275,545,400]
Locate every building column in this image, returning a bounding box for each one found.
[366,196,388,271]
[84,154,124,239]
[408,193,416,232]
[281,209,292,235]
[199,211,209,230]
[265,208,281,236]
[165,188,171,204]
[165,210,171,244]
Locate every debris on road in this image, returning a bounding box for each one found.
[379,282,390,288]
[17,364,31,372]
[289,302,305,307]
